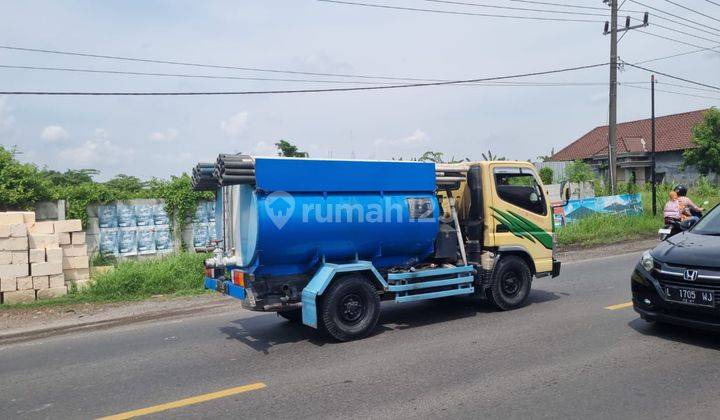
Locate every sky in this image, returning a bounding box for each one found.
[0,0,718,181]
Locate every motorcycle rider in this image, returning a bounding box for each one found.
[663,191,682,225]
[674,184,703,222]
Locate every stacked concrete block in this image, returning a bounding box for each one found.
[57,220,91,291]
[0,212,88,304]
[0,212,32,304]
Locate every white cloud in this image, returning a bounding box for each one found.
[251,141,277,156]
[374,129,429,147]
[221,111,249,137]
[58,128,134,166]
[149,128,179,142]
[41,125,70,142]
[0,96,15,132]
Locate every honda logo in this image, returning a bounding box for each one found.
[684,269,699,281]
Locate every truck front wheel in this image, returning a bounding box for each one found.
[320,274,380,342]
[490,255,532,310]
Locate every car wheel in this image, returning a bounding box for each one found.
[490,255,532,310]
[320,274,380,342]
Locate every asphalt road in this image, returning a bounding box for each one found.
[2,251,720,419]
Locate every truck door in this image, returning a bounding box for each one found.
[489,165,554,274]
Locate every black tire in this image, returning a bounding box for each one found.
[319,274,380,342]
[278,308,303,323]
[490,255,532,310]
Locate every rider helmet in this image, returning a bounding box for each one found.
[674,184,688,197]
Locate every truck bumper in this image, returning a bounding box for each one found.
[204,277,246,300]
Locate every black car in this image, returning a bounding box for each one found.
[633,205,720,331]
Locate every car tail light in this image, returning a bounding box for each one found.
[231,270,245,287]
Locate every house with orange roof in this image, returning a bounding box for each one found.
[548,109,711,184]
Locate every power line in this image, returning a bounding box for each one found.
[417,0,608,17]
[626,0,720,34]
[509,0,640,12]
[640,19,720,44]
[0,45,434,82]
[659,81,720,94]
[705,0,720,7]
[623,62,720,91]
[636,29,720,53]
[659,0,720,24]
[623,83,720,101]
[632,43,720,64]
[0,64,408,85]
[0,62,609,95]
[647,12,720,38]
[316,0,603,22]
[1,63,645,87]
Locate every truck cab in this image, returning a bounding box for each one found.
[197,156,566,341]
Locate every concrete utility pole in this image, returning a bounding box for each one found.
[651,74,657,216]
[603,2,648,194]
[608,0,618,194]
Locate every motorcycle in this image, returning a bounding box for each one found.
[658,200,708,241]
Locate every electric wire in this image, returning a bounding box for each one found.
[623,62,720,91]
[0,62,609,95]
[316,0,604,22]
[417,0,608,17]
[623,83,720,101]
[632,44,720,64]
[627,0,720,34]
[635,29,720,53]
[659,0,720,24]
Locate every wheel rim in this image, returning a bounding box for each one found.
[501,271,522,297]
[338,293,366,325]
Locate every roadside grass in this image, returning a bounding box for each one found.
[0,252,210,310]
[557,186,720,248]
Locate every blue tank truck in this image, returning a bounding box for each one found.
[193,155,569,341]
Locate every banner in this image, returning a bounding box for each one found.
[554,193,643,227]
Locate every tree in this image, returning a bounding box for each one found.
[418,151,444,163]
[481,149,506,161]
[539,167,554,185]
[682,107,720,175]
[42,168,99,186]
[104,174,147,193]
[0,146,54,210]
[275,140,309,157]
[537,148,555,162]
[565,159,594,183]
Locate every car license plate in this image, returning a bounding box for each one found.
[663,285,715,307]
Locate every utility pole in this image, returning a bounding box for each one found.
[651,74,657,216]
[603,2,649,195]
[608,0,618,195]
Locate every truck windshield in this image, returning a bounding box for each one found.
[693,206,720,235]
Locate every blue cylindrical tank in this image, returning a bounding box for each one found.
[233,158,440,276]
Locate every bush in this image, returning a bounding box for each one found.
[87,252,209,299]
[565,160,594,183]
[539,167,554,185]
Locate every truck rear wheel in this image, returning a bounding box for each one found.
[490,255,532,310]
[320,274,380,342]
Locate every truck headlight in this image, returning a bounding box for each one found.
[640,250,654,272]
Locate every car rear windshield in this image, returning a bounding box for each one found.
[693,205,720,235]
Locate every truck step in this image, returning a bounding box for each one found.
[386,265,475,303]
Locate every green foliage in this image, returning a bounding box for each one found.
[151,174,214,249]
[481,149,506,161]
[275,139,309,157]
[683,108,720,175]
[418,151,445,163]
[565,159,594,183]
[42,168,99,186]
[88,252,209,299]
[556,213,660,247]
[0,146,54,210]
[104,174,147,193]
[539,167,554,185]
